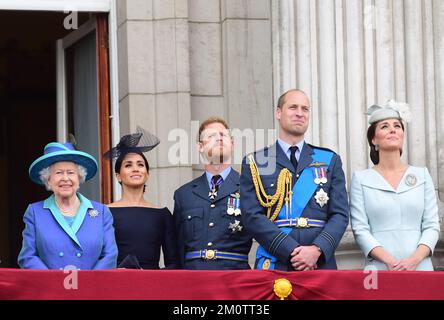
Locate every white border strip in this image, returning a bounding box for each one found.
[0,0,110,12]
[108,0,121,200]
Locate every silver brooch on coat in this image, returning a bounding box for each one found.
[88,209,99,218]
[405,174,417,187]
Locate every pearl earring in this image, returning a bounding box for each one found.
[374,144,379,151]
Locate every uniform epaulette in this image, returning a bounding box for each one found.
[245,145,272,164]
[307,143,336,154]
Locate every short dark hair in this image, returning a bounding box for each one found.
[367,120,405,165]
[277,89,308,108]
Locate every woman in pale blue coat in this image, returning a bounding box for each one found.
[18,142,118,270]
[350,101,440,271]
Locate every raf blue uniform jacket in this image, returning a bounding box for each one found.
[173,169,253,269]
[18,193,118,270]
[240,142,349,270]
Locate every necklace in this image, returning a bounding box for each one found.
[56,198,79,215]
[374,164,407,175]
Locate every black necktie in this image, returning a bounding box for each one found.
[289,146,298,172]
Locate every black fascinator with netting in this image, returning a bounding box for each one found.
[103,126,160,159]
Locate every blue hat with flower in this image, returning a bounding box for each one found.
[29,142,98,185]
[366,99,412,124]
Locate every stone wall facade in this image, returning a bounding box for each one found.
[117,0,444,269]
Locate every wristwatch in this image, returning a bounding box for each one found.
[314,245,322,253]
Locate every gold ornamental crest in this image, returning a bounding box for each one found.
[273,278,292,300]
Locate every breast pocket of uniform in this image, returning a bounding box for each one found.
[307,185,330,218]
[220,209,246,239]
[181,208,204,242]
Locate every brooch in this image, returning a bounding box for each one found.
[405,174,417,187]
[88,209,99,218]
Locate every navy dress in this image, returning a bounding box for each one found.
[110,207,179,269]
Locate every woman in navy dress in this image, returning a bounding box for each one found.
[105,128,179,269]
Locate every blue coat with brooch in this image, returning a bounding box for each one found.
[173,168,253,270]
[240,142,349,270]
[18,193,118,270]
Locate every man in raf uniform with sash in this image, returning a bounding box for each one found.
[174,117,252,269]
[240,89,349,271]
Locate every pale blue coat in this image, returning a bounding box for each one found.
[350,166,440,271]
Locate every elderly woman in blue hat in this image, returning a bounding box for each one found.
[18,142,118,269]
[350,100,440,271]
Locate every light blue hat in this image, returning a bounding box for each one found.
[367,99,412,124]
[29,142,98,185]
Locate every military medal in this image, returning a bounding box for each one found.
[314,188,329,207]
[313,168,321,184]
[208,188,217,200]
[319,168,328,184]
[88,209,99,218]
[228,220,243,233]
[234,194,241,216]
[312,167,327,185]
[405,174,417,187]
[227,193,241,216]
[227,197,235,215]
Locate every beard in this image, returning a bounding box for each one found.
[201,147,231,165]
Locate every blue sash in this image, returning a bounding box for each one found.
[256,149,334,270]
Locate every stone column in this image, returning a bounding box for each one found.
[272,0,444,269]
[117,0,193,209]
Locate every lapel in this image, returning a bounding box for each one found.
[71,193,93,235]
[215,169,239,201]
[275,142,295,174]
[361,170,394,192]
[191,169,239,203]
[296,143,314,174]
[44,195,82,248]
[396,167,425,193]
[361,167,425,193]
[192,173,212,202]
